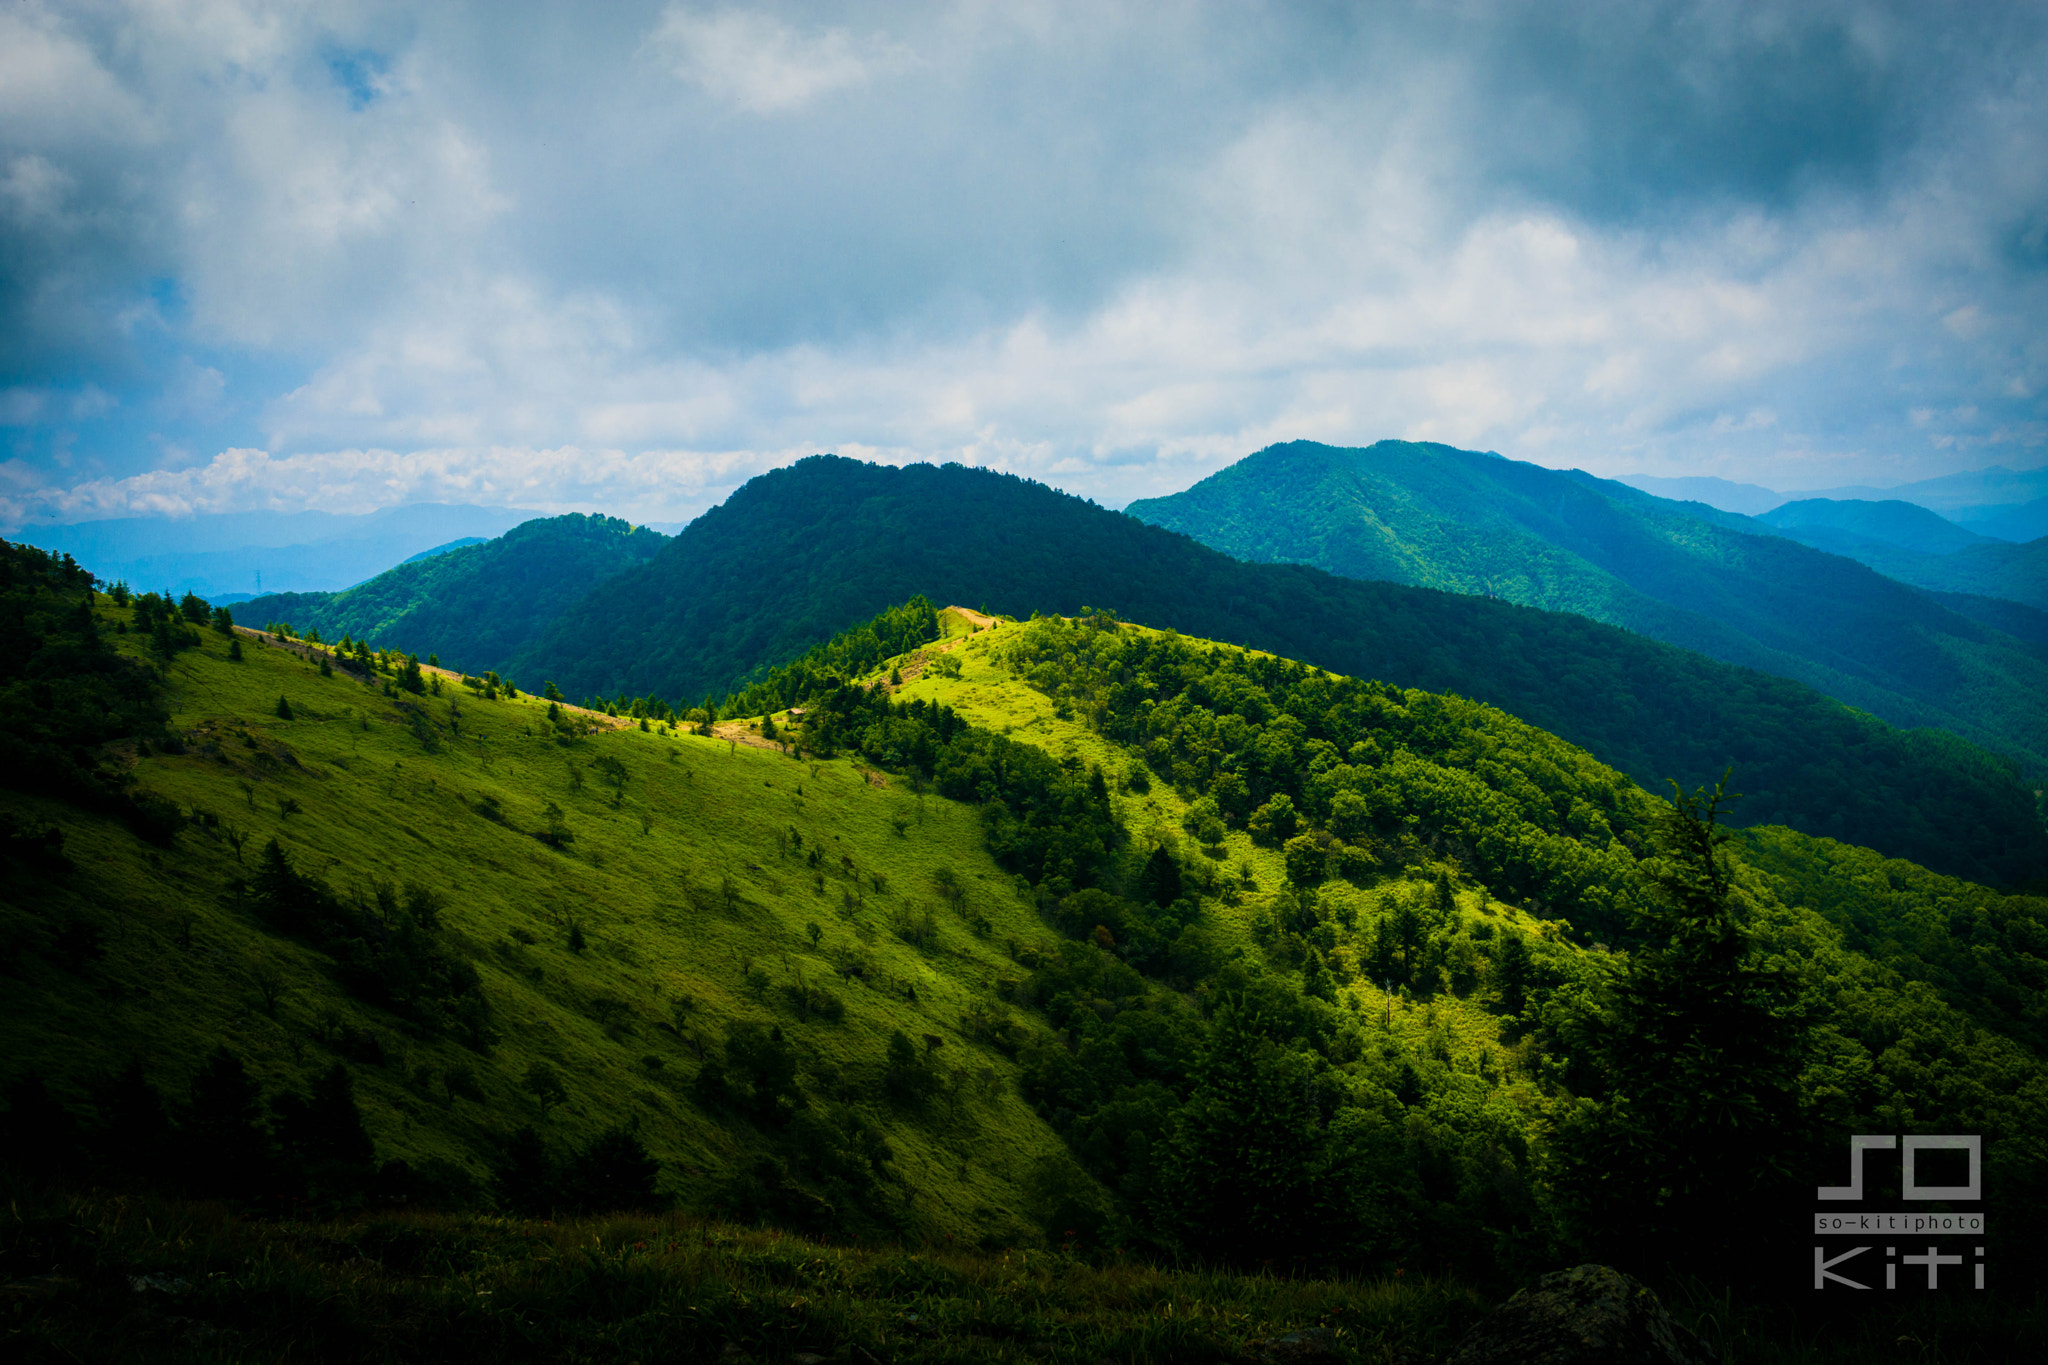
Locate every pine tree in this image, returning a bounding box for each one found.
[1548,777,1811,1275]
[274,694,292,720]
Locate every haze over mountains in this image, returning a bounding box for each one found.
[12,504,539,601]
[240,454,2046,886]
[1618,465,2048,541]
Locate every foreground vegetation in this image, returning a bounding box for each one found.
[7,1186,2042,1364]
[7,535,2048,1357]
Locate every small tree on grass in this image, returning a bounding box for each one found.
[274,694,293,720]
[523,1061,568,1118]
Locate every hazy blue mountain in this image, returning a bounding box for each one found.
[11,503,538,598]
[1955,497,2048,544]
[1750,500,2048,612]
[237,514,667,675]
[1123,440,2048,771]
[1757,498,1991,555]
[1794,465,2048,516]
[1613,473,1785,515]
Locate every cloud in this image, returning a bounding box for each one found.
[648,6,918,114]
[2,1,2045,522]
[3,442,785,526]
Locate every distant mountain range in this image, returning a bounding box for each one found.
[1617,466,2048,541]
[11,503,539,599]
[1753,500,2048,612]
[1127,440,2048,774]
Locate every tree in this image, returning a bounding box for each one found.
[274,1064,375,1203]
[1137,844,1183,908]
[493,1126,556,1216]
[1158,1003,1332,1266]
[566,921,586,953]
[1548,777,1811,1275]
[274,694,293,720]
[182,1048,272,1199]
[544,680,565,701]
[523,1061,568,1118]
[1282,833,1326,889]
[564,1127,662,1213]
[592,754,628,801]
[399,654,427,694]
[1247,794,1299,846]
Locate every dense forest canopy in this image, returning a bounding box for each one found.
[236,514,667,678]
[1124,439,2048,772]
[492,458,2047,886]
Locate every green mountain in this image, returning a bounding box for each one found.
[494,455,2047,887]
[6,539,2047,1345]
[237,513,667,677]
[1756,496,1991,555]
[1124,439,2048,775]
[1753,500,2048,612]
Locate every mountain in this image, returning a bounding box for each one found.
[6,546,2047,1338]
[1124,440,2048,776]
[497,455,2046,886]
[401,536,489,564]
[1612,473,1786,515]
[1756,497,1991,555]
[1754,499,2048,611]
[235,514,667,677]
[1794,464,2048,517]
[1956,496,2048,543]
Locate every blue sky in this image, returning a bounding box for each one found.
[3,0,2045,529]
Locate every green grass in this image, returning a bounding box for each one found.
[0,1184,1491,1363]
[6,1187,2038,1363]
[1,605,1070,1235]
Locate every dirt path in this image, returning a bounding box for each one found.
[943,605,1000,631]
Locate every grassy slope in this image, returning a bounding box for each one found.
[0,600,1071,1238]
[1123,440,2048,772]
[10,606,2048,1360]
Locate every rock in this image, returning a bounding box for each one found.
[1445,1264,1717,1365]
[1243,1326,1343,1363]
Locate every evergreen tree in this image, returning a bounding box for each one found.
[274,694,292,720]
[182,1048,271,1199]
[564,1127,662,1213]
[1158,1003,1331,1266]
[1548,778,1812,1276]
[493,1126,557,1216]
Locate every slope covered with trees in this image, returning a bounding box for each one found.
[7,550,2047,1353]
[1124,440,2048,770]
[503,457,2047,886]
[237,514,668,678]
[1755,500,2048,612]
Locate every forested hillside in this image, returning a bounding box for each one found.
[1754,500,2048,613]
[1124,440,2048,771]
[236,514,668,678]
[504,456,2048,887]
[8,539,2048,1357]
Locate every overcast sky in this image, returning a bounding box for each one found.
[4,0,2045,527]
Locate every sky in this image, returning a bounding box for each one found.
[4,0,2046,530]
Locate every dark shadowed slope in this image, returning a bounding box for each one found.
[1124,440,2048,771]
[239,514,667,676]
[508,456,2047,885]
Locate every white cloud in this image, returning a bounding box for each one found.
[648,7,918,114]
